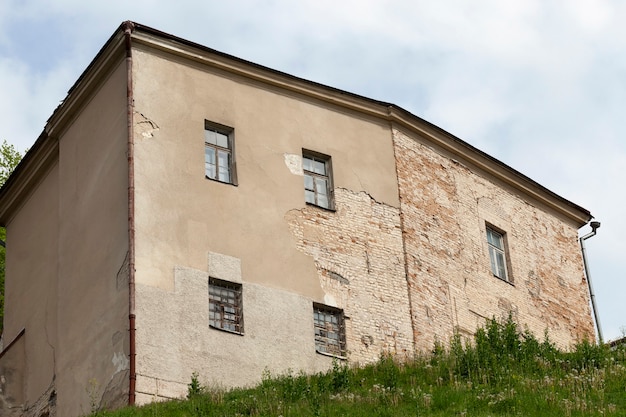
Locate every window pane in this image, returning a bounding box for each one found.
[302,157,313,172]
[218,150,230,182]
[315,178,328,196]
[206,162,216,179]
[304,174,314,191]
[216,132,229,148]
[487,228,503,249]
[313,159,326,175]
[495,252,507,279]
[205,146,216,164]
[305,190,316,204]
[205,147,216,178]
[205,129,217,145]
[489,247,498,276]
[318,195,329,208]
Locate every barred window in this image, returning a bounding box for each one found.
[209,278,243,334]
[313,304,346,357]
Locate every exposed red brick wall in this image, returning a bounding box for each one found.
[393,128,594,351]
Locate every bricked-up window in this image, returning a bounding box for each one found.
[209,278,243,334]
[205,120,237,185]
[303,151,334,210]
[486,226,509,281]
[313,304,346,357]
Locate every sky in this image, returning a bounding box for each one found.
[0,1,623,341]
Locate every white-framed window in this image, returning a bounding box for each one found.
[209,277,243,334]
[303,151,334,210]
[486,226,510,282]
[313,304,346,357]
[205,120,237,185]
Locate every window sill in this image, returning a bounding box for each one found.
[493,275,515,287]
[305,202,336,212]
[209,324,244,336]
[315,349,347,360]
[205,176,238,186]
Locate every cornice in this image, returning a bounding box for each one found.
[46,33,126,138]
[0,132,58,224]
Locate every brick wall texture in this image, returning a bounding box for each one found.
[283,128,594,364]
[285,187,415,363]
[392,128,594,351]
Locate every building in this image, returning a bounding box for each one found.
[0,22,595,416]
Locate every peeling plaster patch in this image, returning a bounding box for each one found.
[208,252,242,283]
[284,153,303,175]
[323,293,337,307]
[135,112,160,139]
[112,352,129,373]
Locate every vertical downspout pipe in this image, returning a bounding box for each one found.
[123,21,137,406]
[580,221,603,344]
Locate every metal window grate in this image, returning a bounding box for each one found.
[209,278,243,334]
[313,304,346,356]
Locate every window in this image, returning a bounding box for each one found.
[205,120,236,184]
[303,151,333,210]
[313,304,346,357]
[209,278,243,334]
[486,226,509,282]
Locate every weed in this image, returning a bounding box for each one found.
[187,371,202,398]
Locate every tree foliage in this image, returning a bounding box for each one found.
[0,140,24,335]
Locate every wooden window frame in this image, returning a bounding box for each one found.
[204,120,237,185]
[486,224,512,283]
[302,150,334,210]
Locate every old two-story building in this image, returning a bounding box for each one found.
[0,22,595,416]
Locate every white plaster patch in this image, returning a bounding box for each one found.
[208,252,242,283]
[112,351,129,373]
[284,153,303,175]
[323,293,337,307]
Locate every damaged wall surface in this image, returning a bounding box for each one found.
[393,128,594,351]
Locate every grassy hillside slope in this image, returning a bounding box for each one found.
[91,318,625,416]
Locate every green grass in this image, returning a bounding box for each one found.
[91,318,626,416]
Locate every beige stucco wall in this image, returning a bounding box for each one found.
[131,46,405,395]
[131,46,399,295]
[393,128,594,351]
[54,58,130,416]
[0,58,131,417]
[1,161,59,416]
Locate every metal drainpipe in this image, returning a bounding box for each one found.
[580,221,603,344]
[123,21,137,405]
